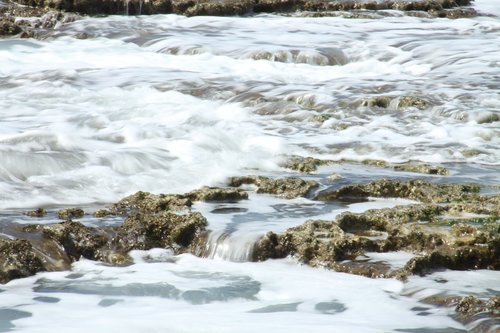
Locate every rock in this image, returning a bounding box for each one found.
[94,209,112,217]
[230,175,319,199]
[186,186,248,202]
[0,239,45,284]
[12,0,172,15]
[57,208,85,220]
[0,15,22,36]
[361,159,389,168]
[111,191,192,215]
[120,211,207,250]
[7,0,474,18]
[283,155,334,173]
[393,163,449,175]
[316,179,481,203]
[174,0,253,16]
[42,221,109,261]
[359,95,429,110]
[24,208,48,218]
[404,244,499,276]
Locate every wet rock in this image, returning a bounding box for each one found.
[0,239,45,284]
[361,96,393,108]
[111,191,192,215]
[359,95,428,110]
[12,0,172,15]
[186,186,248,202]
[0,15,22,36]
[393,163,449,175]
[283,155,333,173]
[404,244,499,276]
[24,208,48,218]
[430,7,478,19]
[57,208,84,220]
[316,179,481,203]
[42,221,109,261]
[230,175,319,199]
[94,209,112,218]
[120,211,208,250]
[175,0,253,16]
[361,159,389,168]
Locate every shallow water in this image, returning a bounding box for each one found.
[1,1,499,332]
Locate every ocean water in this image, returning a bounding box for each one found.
[1,1,499,332]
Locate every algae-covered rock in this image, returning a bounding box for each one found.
[42,221,108,261]
[230,175,319,199]
[24,208,48,218]
[316,179,480,203]
[0,239,45,284]
[176,0,253,16]
[57,208,84,220]
[186,186,248,202]
[283,155,334,173]
[120,211,208,250]
[112,191,192,215]
[0,15,22,36]
[393,163,449,175]
[359,95,428,110]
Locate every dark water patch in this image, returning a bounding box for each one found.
[33,296,60,303]
[249,302,301,313]
[173,271,261,304]
[0,309,32,332]
[210,207,248,214]
[34,279,181,299]
[98,299,123,307]
[315,300,347,314]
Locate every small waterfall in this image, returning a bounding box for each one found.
[202,231,262,262]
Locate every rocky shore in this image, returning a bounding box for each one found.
[1,166,498,327]
[1,0,479,38]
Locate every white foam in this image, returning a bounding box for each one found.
[0,254,467,333]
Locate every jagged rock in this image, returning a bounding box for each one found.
[0,239,45,284]
[57,208,84,220]
[404,244,499,276]
[0,15,22,36]
[111,191,192,215]
[359,95,429,110]
[24,208,48,218]
[316,179,481,203]
[283,155,334,173]
[186,186,248,202]
[393,163,449,175]
[42,221,108,261]
[7,0,474,18]
[120,211,207,250]
[230,175,318,199]
[174,0,253,16]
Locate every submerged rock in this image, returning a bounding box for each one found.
[230,175,319,199]
[359,95,429,110]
